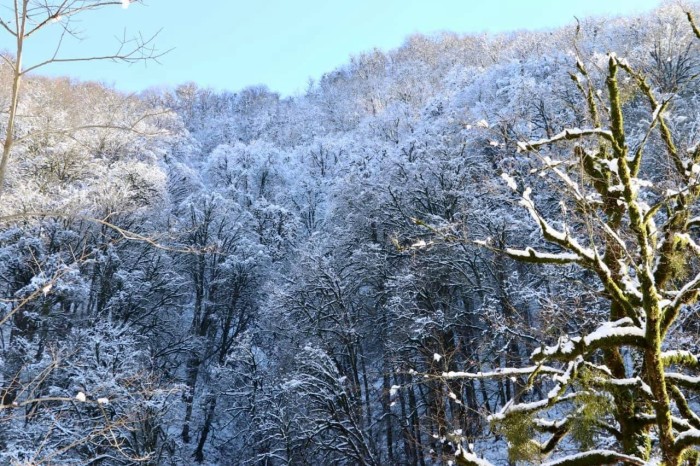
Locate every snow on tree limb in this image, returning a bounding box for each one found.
[514,185,642,313]
[455,448,494,466]
[541,450,645,466]
[674,429,700,452]
[503,247,583,264]
[665,372,700,391]
[441,365,564,380]
[489,392,581,423]
[516,128,614,153]
[661,350,700,368]
[593,376,653,398]
[531,319,645,362]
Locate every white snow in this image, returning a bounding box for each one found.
[410,239,428,249]
[531,335,581,359]
[534,417,569,429]
[505,247,581,262]
[670,270,700,310]
[542,450,644,466]
[517,128,614,152]
[661,350,697,364]
[582,318,645,346]
[455,447,493,466]
[489,392,579,421]
[632,178,653,189]
[609,158,619,174]
[501,173,517,191]
[531,319,644,360]
[675,429,700,445]
[441,365,563,379]
[666,372,700,385]
[600,158,619,174]
[601,377,653,397]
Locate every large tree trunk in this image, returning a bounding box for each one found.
[193,393,217,462]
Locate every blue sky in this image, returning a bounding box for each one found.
[5,0,661,96]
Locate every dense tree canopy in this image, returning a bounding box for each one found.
[2,3,700,465]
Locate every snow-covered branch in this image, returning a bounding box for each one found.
[517,128,614,153]
[441,365,564,380]
[455,448,494,466]
[502,246,583,264]
[542,450,645,466]
[531,318,646,362]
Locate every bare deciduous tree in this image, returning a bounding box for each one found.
[0,0,165,198]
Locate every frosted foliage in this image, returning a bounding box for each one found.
[1,3,700,465]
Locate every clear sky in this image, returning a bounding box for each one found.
[3,0,662,96]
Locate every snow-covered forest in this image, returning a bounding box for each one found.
[3,1,700,465]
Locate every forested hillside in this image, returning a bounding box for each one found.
[2,2,700,465]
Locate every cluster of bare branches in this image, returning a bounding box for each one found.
[0,0,168,199]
